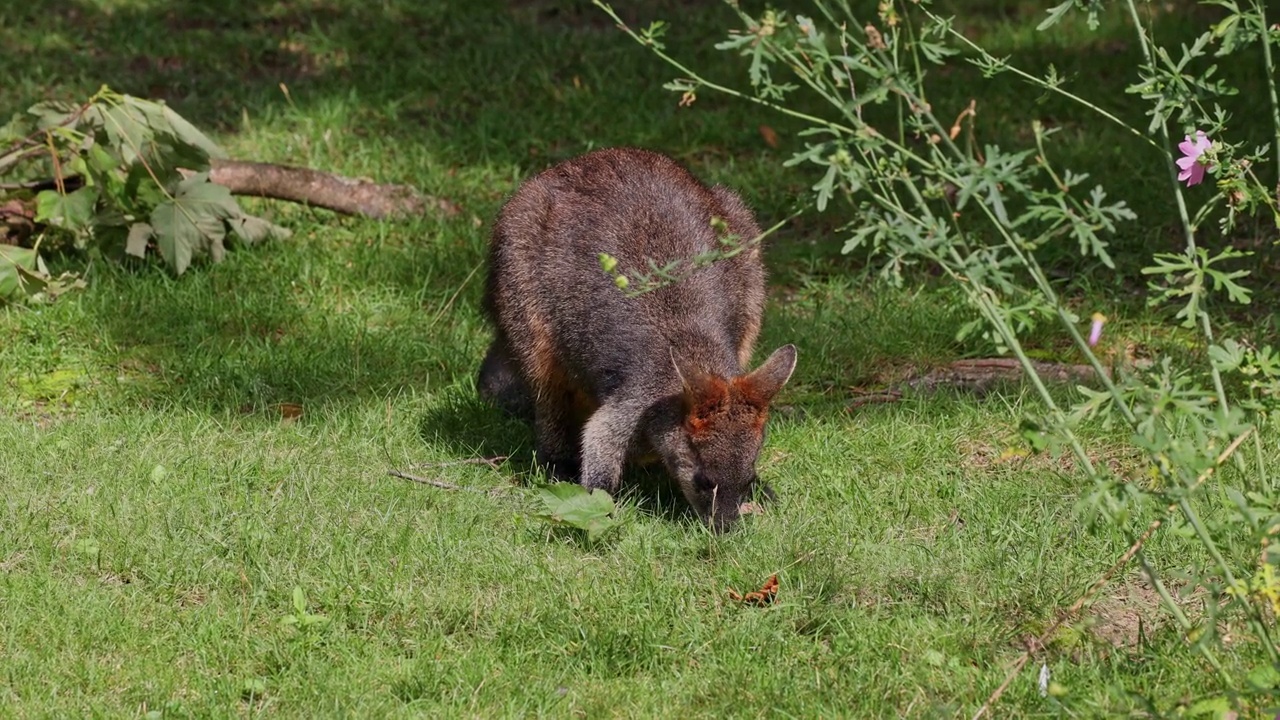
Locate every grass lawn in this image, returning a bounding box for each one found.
[3,0,1279,716]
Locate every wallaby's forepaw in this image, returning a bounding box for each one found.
[581,471,621,496]
[537,455,580,483]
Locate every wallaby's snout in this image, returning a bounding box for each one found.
[478,147,797,531]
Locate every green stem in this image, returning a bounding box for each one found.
[593,1,855,137]
[1251,0,1280,189]
[955,180,1140,427]
[1137,552,1233,684]
[1024,257,1137,423]
[1177,497,1280,665]
[1119,0,1235,421]
[1119,2,1197,253]
[924,8,1160,152]
[930,244,1102,477]
[887,172,1102,478]
[1254,430,1271,494]
[1197,310,1233,418]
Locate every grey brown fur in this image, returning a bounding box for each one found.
[478,147,796,532]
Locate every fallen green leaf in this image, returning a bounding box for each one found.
[150,174,237,274]
[534,484,619,543]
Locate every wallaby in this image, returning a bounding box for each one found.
[478,147,796,532]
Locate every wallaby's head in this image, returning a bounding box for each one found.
[669,344,798,533]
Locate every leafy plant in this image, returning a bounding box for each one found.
[280,586,330,632]
[0,86,289,302]
[532,483,620,543]
[596,0,1280,712]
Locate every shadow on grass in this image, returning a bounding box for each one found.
[7,0,765,160]
[416,392,536,468]
[415,385,730,526]
[20,0,1279,424]
[418,391,722,520]
[71,225,485,410]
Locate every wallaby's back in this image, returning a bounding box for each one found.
[485,147,765,398]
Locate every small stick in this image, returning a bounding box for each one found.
[387,469,474,492]
[971,427,1254,720]
[409,455,509,471]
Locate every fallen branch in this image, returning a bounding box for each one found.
[204,159,434,219]
[4,159,445,240]
[907,358,1103,393]
[849,358,1105,409]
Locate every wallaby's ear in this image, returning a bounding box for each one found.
[738,344,797,406]
[671,348,727,409]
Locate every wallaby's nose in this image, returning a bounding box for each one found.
[709,509,741,534]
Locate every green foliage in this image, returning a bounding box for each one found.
[0,244,83,301]
[598,0,1280,712]
[0,87,289,303]
[533,483,620,543]
[0,245,39,298]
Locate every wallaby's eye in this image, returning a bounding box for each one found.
[693,471,714,492]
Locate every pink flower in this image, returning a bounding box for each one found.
[1088,312,1106,347]
[1176,131,1212,187]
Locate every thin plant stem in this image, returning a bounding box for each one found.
[1255,430,1272,494]
[1176,495,1280,665]
[973,427,1252,718]
[924,7,1161,152]
[1119,0,1236,422]
[606,0,1279,692]
[1251,0,1280,188]
[1137,552,1231,681]
[1118,1,1196,257]
[941,244,1101,477]
[592,1,856,137]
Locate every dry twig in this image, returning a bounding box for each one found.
[409,455,509,471]
[387,469,473,491]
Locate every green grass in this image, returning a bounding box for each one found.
[3,0,1280,716]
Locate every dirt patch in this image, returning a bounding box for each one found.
[956,435,1148,479]
[0,552,26,573]
[176,587,210,609]
[1086,576,1166,650]
[957,437,1078,474]
[12,400,74,430]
